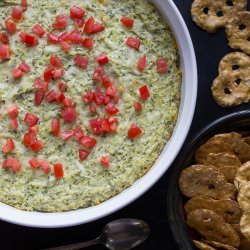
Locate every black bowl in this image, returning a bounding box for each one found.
[167,110,250,250]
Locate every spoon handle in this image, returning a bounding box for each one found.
[43,237,101,250]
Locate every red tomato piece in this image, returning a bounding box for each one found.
[53,68,65,79]
[43,65,55,81]
[58,81,67,92]
[92,66,104,81]
[47,33,60,44]
[54,163,63,179]
[70,5,85,19]
[12,7,23,21]
[61,130,74,141]
[50,55,63,67]
[128,123,142,139]
[106,85,117,97]
[19,32,39,46]
[82,38,94,49]
[92,22,105,34]
[10,118,18,131]
[29,157,40,169]
[137,56,146,72]
[51,118,60,137]
[18,61,30,73]
[11,68,24,79]
[56,92,65,103]
[24,113,39,126]
[74,127,84,140]
[0,32,9,44]
[2,158,21,173]
[21,0,28,11]
[156,58,168,74]
[29,125,38,134]
[105,103,119,115]
[126,37,141,50]
[59,32,69,42]
[2,138,15,154]
[89,104,96,114]
[93,89,107,106]
[121,16,134,28]
[68,29,83,43]
[30,140,44,152]
[62,97,73,107]
[33,78,48,91]
[5,18,16,35]
[60,41,71,53]
[7,105,18,119]
[32,24,45,37]
[100,156,109,167]
[80,135,96,148]
[61,107,77,123]
[96,53,109,65]
[46,90,58,103]
[134,101,142,112]
[0,44,11,60]
[79,149,90,161]
[23,132,36,147]
[102,76,112,88]
[40,160,51,174]
[73,18,84,28]
[74,55,88,69]
[139,85,150,101]
[83,16,94,34]
[52,14,69,30]
[34,90,45,106]
[82,91,94,103]
[89,118,104,135]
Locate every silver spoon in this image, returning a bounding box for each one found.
[44,218,150,250]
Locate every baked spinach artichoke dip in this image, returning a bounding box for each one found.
[0,0,181,212]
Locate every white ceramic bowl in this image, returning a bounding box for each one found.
[0,0,197,228]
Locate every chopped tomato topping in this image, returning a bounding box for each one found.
[121,16,134,28]
[2,138,15,154]
[34,78,48,92]
[68,29,83,43]
[54,163,64,179]
[59,32,69,42]
[29,157,40,169]
[80,135,97,148]
[7,105,18,119]
[50,55,63,67]
[70,5,85,19]
[34,90,45,106]
[134,101,142,112]
[0,32,9,44]
[96,53,109,65]
[10,119,18,131]
[58,81,67,92]
[106,85,117,97]
[40,160,51,174]
[2,158,21,173]
[21,0,28,11]
[137,56,146,72]
[0,44,11,60]
[83,16,94,34]
[11,68,24,79]
[60,41,71,53]
[73,18,84,28]
[105,103,119,115]
[5,18,16,35]
[94,89,110,106]
[74,127,84,140]
[46,90,58,103]
[51,118,60,137]
[18,61,30,73]
[52,14,69,30]
[61,107,77,123]
[128,123,142,139]
[52,68,65,79]
[101,76,112,88]
[126,37,141,50]
[139,85,150,101]
[100,156,109,167]
[82,38,94,49]
[47,33,60,44]
[89,117,117,135]
[24,113,39,126]
[89,104,96,114]
[61,130,75,141]
[29,125,38,134]
[62,97,73,107]
[92,22,105,34]
[19,32,39,46]
[56,92,65,103]
[12,7,23,21]
[74,55,88,69]
[30,140,44,152]
[43,65,55,81]
[79,149,90,161]
[32,24,45,37]
[157,58,168,74]
[23,132,36,147]
[92,66,104,81]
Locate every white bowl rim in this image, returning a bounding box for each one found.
[0,0,197,228]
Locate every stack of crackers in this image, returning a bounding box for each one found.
[191,0,250,107]
[179,132,250,249]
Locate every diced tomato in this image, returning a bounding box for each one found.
[43,65,55,81]
[105,103,119,115]
[73,18,84,28]
[24,113,39,126]
[52,68,65,79]
[32,24,45,37]
[92,66,104,81]
[126,37,141,50]
[51,118,60,137]
[137,56,146,72]
[83,16,94,34]
[10,119,18,130]
[0,44,11,60]
[74,55,88,69]
[74,127,84,140]
[96,53,109,65]
[40,160,51,174]
[108,117,118,131]
[121,16,134,28]
[61,107,77,123]
[134,101,142,112]
[114,93,119,104]
[128,123,142,139]
[70,5,85,19]
[59,32,69,42]
[2,138,15,154]
[80,135,96,148]
[34,90,45,106]
[47,33,60,44]
[102,76,112,88]
[30,140,44,152]
[7,105,18,119]
[29,157,40,169]
[12,7,23,21]
[58,81,67,92]
[34,78,48,91]
[94,89,107,106]
[23,132,36,147]
[61,130,74,141]
[29,125,38,134]
[11,68,24,79]
[156,58,168,74]
[0,32,9,44]
[46,90,58,103]
[92,22,105,34]
[18,61,30,73]
[2,158,21,173]
[19,32,39,46]
[106,85,117,97]
[82,91,94,103]
[60,41,71,53]
[68,29,83,43]
[5,18,16,35]
[50,55,63,68]
[52,14,69,30]
[100,156,109,167]
[89,104,96,114]
[82,38,94,49]
[62,97,73,107]
[89,118,104,135]
[56,92,65,103]
[79,149,90,161]
[54,163,63,179]
[21,0,28,11]
[139,85,150,101]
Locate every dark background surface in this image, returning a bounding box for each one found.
[2,1,250,249]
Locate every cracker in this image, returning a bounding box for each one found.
[184,196,242,224]
[240,212,250,241]
[226,11,250,55]
[235,161,250,189]
[243,136,250,146]
[191,0,247,33]
[193,240,216,250]
[219,166,238,183]
[231,224,250,250]
[187,209,240,247]
[179,165,237,199]
[238,182,250,212]
[203,240,238,250]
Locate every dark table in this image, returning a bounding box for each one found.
[2,1,250,249]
